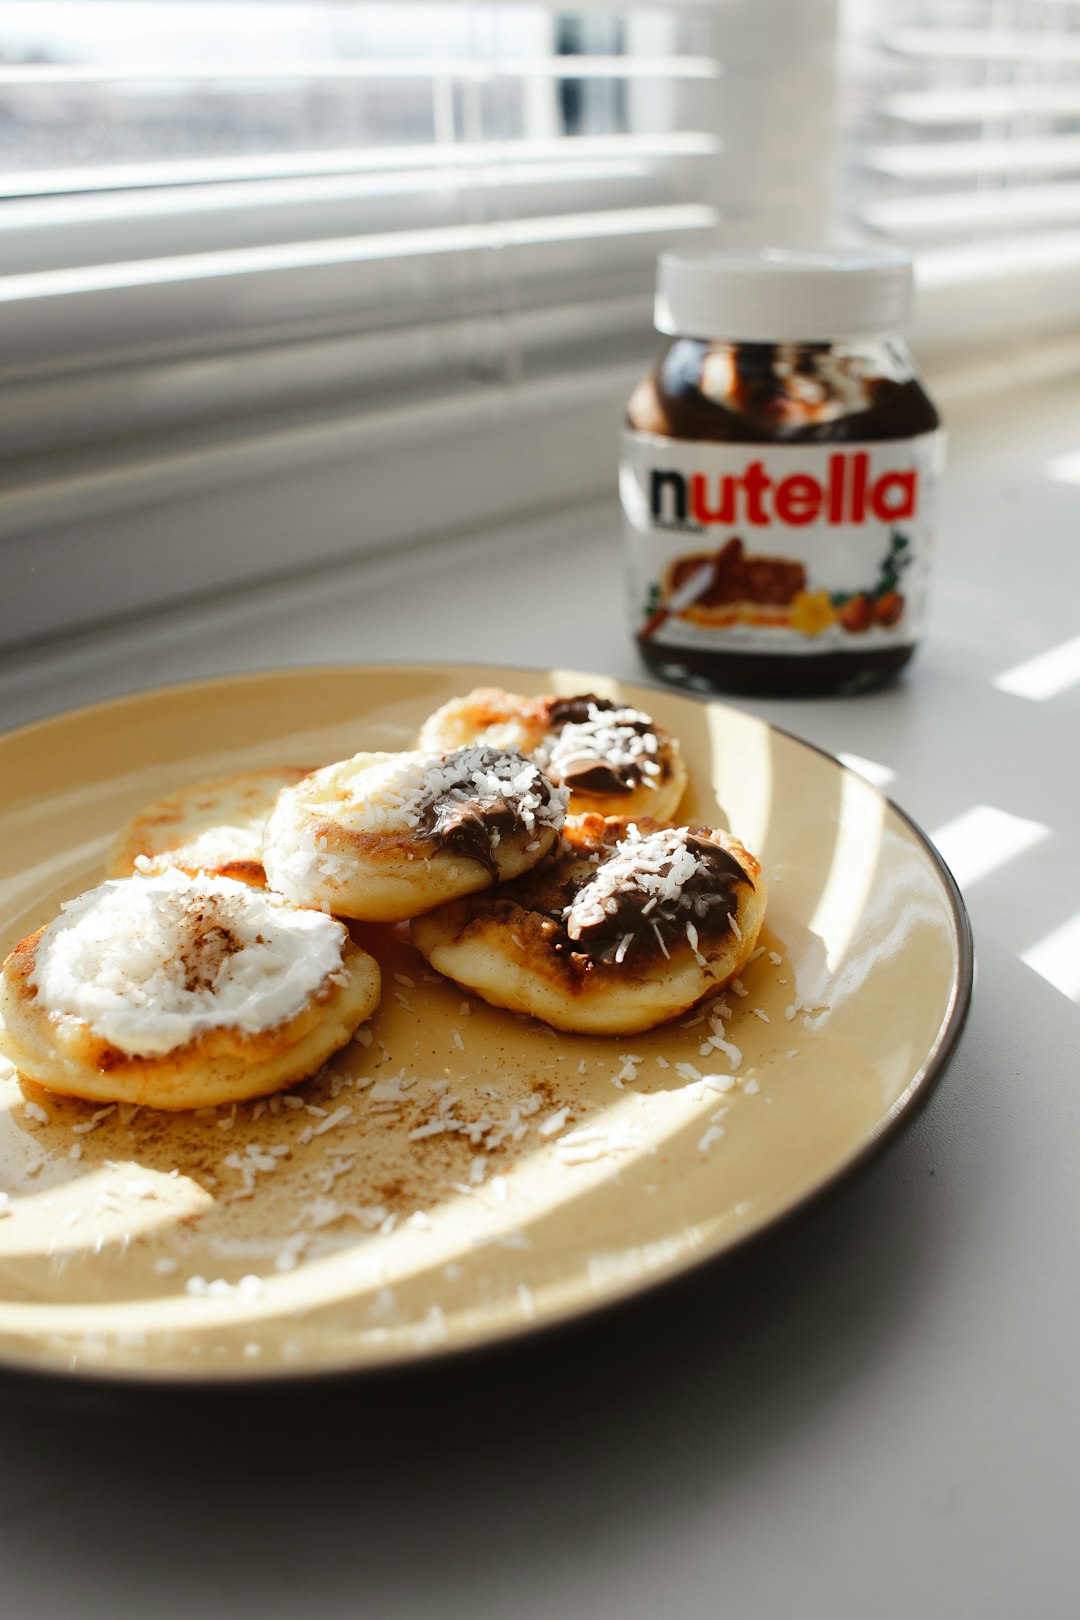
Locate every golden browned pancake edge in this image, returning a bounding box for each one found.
[0,928,382,1111]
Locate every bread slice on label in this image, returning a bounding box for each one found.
[107,766,313,886]
[412,815,766,1036]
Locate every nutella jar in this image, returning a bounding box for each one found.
[621,248,943,697]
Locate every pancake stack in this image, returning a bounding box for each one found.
[0,687,766,1109]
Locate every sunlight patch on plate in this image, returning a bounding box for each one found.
[808,770,886,972]
[705,701,774,854]
[0,1162,214,1260]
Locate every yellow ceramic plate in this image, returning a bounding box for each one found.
[0,664,971,1384]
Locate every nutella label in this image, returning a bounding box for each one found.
[621,431,943,656]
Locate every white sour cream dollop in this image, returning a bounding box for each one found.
[29,870,347,1057]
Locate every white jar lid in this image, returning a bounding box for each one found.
[655,246,914,343]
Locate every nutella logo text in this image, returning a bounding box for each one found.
[650,452,917,531]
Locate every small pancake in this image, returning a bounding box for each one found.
[108,766,313,886]
[412,815,766,1036]
[262,746,569,922]
[417,688,688,821]
[0,872,381,1111]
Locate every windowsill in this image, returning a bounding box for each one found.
[0,359,643,653]
[1,360,1077,733]
[4,328,1079,658]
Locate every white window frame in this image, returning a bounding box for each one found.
[1,0,844,648]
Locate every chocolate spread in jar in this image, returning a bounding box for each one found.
[622,250,944,698]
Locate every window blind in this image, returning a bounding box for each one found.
[843,0,1080,339]
[0,2,730,454]
[0,0,841,648]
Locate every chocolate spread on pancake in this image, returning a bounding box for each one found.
[540,696,665,798]
[505,825,748,968]
[566,832,747,964]
[419,796,521,878]
[416,747,562,876]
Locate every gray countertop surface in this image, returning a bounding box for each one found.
[0,372,1077,1619]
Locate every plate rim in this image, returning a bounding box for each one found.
[0,660,974,1390]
